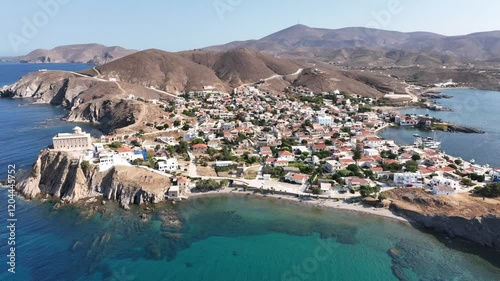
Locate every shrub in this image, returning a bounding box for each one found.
[475,183,500,198]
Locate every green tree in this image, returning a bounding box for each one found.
[412,154,421,161]
[475,183,500,198]
[192,138,205,145]
[404,160,418,173]
[353,145,363,161]
[173,120,181,127]
[311,186,322,195]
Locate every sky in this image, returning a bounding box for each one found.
[1,0,499,56]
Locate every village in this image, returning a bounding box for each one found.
[49,84,500,203]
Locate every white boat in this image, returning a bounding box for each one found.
[413,133,420,137]
[470,159,476,164]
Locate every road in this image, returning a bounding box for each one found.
[405,85,419,103]
[187,151,198,178]
[237,68,304,88]
[52,70,178,99]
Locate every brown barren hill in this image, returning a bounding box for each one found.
[180,48,303,87]
[86,49,228,93]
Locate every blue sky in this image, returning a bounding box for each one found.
[1,0,499,56]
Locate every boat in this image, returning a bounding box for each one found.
[413,133,420,137]
[414,135,441,150]
[470,159,476,164]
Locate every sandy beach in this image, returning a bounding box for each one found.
[187,188,409,223]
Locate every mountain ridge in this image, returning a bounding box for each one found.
[207,24,500,65]
[2,43,137,65]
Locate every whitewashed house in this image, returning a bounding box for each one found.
[158,158,179,173]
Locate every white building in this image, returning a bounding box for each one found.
[394,172,423,186]
[99,151,115,172]
[166,186,181,201]
[316,114,333,126]
[158,158,179,173]
[432,185,455,196]
[324,160,341,173]
[429,176,459,190]
[364,149,379,157]
[320,182,332,193]
[285,173,309,185]
[52,127,92,151]
[215,161,233,167]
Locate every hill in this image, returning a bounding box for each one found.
[4,44,136,65]
[207,24,500,66]
[82,48,304,92]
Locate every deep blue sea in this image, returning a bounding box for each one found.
[0,64,499,281]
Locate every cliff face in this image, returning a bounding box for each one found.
[18,150,170,209]
[385,189,500,250]
[0,71,165,133]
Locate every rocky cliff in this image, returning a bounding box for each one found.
[0,71,167,133]
[17,150,170,209]
[384,189,500,250]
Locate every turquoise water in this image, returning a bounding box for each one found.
[0,193,499,281]
[380,89,500,167]
[0,63,100,179]
[0,64,499,281]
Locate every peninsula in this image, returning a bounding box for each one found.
[2,24,500,251]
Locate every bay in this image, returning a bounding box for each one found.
[380,89,500,167]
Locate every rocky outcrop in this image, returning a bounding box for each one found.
[385,189,500,250]
[0,71,163,133]
[392,208,500,250]
[17,150,170,209]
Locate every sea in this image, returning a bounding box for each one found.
[380,89,500,168]
[0,63,499,281]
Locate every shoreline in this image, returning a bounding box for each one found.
[187,188,409,223]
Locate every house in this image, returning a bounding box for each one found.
[316,114,333,126]
[345,177,371,189]
[393,172,423,186]
[432,185,455,196]
[339,158,356,169]
[192,144,208,154]
[177,177,190,189]
[492,169,500,182]
[260,146,273,157]
[364,149,379,157]
[98,151,115,172]
[285,173,309,185]
[117,147,135,161]
[324,160,341,173]
[429,176,459,190]
[278,151,295,161]
[274,160,289,167]
[312,144,327,153]
[400,118,419,126]
[365,137,386,148]
[207,140,221,149]
[158,158,178,173]
[166,186,181,201]
[319,182,332,193]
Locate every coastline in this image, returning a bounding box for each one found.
[187,188,409,223]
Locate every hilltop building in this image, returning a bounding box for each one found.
[52,127,92,151]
